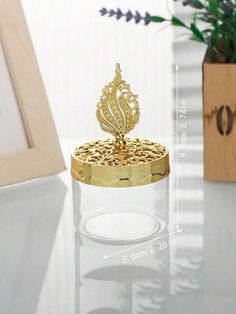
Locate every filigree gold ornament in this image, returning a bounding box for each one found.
[96,63,140,149]
[73,138,167,166]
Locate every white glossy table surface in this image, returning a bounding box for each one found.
[1,138,236,314]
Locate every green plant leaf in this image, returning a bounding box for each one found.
[191,0,204,9]
[150,16,166,23]
[210,26,219,46]
[202,28,213,33]
[190,35,204,42]
[171,16,186,27]
[208,0,219,16]
[190,23,205,41]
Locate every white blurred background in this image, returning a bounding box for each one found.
[0,0,206,158]
[21,0,174,147]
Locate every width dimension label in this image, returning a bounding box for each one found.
[121,238,177,263]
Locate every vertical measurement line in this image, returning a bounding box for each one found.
[175,64,179,230]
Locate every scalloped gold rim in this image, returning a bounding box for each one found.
[71,149,170,188]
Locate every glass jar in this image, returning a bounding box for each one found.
[71,63,170,244]
[72,138,169,244]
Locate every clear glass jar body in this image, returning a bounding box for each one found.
[73,177,169,244]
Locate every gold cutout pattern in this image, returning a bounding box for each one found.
[96,63,140,149]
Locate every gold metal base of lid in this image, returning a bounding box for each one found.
[71,138,170,187]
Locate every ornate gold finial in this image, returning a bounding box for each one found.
[96,63,140,149]
[114,63,121,80]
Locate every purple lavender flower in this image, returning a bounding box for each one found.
[99,8,151,25]
[221,3,234,14]
[183,0,192,5]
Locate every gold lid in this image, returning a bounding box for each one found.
[71,64,170,187]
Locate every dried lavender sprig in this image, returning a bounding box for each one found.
[99,8,152,25]
[221,2,234,14]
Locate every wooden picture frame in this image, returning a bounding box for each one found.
[0,0,65,187]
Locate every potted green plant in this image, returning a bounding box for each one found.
[100,1,236,181]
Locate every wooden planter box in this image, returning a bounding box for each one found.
[203,50,236,181]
